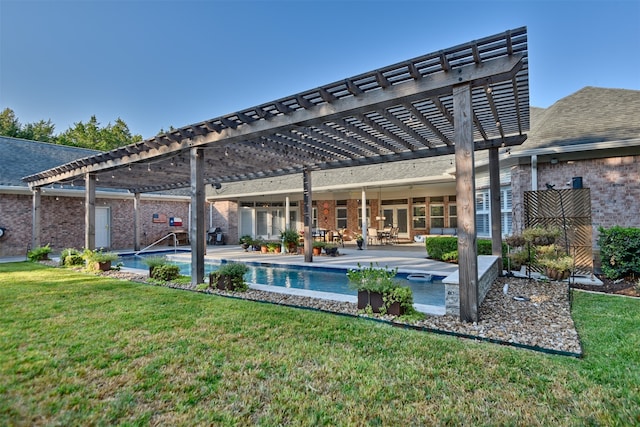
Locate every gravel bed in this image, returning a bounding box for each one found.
[100,269,582,356]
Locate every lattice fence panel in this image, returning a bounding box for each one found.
[524,188,592,275]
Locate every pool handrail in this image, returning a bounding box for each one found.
[134,233,178,256]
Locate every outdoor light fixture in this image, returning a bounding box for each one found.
[550,158,559,164]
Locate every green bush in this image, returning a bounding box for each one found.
[210,263,249,291]
[425,237,503,260]
[151,264,181,282]
[425,237,458,260]
[64,254,85,267]
[598,226,640,279]
[60,248,82,266]
[27,244,52,262]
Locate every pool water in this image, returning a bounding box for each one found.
[119,254,445,307]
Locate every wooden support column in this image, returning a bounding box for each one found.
[361,189,368,249]
[133,192,141,251]
[85,173,96,250]
[303,169,313,262]
[489,147,503,257]
[454,83,479,323]
[190,147,206,285]
[31,188,41,250]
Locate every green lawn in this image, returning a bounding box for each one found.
[1,262,638,426]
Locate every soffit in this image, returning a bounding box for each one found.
[24,27,529,193]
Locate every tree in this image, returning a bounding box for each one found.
[0,108,56,142]
[57,115,142,150]
[0,108,21,138]
[20,119,56,143]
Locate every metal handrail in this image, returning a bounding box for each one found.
[134,233,178,256]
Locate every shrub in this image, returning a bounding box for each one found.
[27,244,52,262]
[425,237,505,263]
[64,254,85,267]
[60,248,83,266]
[425,237,458,260]
[210,263,249,291]
[151,264,181,282]
[143,255,168,268]
[598,226,640,279]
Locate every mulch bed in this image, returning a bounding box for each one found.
[570,274,640,298]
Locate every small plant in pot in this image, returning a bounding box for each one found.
[82,248,119,272]
[209,263,249,291]
[324,243,339,257]
[27,244,52,262]
[355,233,364,250]
[280,228,300,254]
[239,235,253,251]
[143,255,169,279]
[346,263,418,317]
[312,241,325,255]
[536,244,574,281]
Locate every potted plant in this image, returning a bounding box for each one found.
[266,241,281,253]
[536,244,573,280]
[280,228,301,254]
[27,244,52,262]
[324,243,339,257]
[346,263,414,316]
[143,255,169,279]
[239,235,253,252]
[82,248,119,272]
[355,233,364,250]
[209,263,249,291]
[312,241,325,256]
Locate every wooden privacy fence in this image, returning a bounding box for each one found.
[524,188,593,275]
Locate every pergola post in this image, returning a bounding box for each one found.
[190,147,205,285]
[489,147,503,256]
[31,188,41,250]
[303,168,313,262]
[454,83,479,323]
[85,173,96,250]
[133,192,141,251]
[361,189,368,249]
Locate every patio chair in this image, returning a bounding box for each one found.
[367,227,380,245]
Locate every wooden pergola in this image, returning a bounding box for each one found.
[24,28,529,322]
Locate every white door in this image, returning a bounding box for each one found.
[96,207,111,248]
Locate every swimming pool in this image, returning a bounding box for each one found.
[119,254,445,307]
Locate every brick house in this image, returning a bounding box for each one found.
[0,136,191,257]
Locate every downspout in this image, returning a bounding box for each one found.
[531,155,538,191]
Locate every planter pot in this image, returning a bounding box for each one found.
[313,247,322,256]
[93,261,112,272]
[357,290,405,316]
[210,273,239,291]
[356,240,363,250]
[287,243,297,254]
[241,243,249,252]
[324,247,338,257]
[274,246,282,254]
[546,268,570,281]
[261,246,268,254]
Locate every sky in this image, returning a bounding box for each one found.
[1,0,639,140]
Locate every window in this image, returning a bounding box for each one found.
[449,204,457,228]
[413,205,426,229]
[430,204,445,228]
[475,187,512,237]
[357,207,370,229]
[336,207,348,229]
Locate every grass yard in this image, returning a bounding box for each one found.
[1,262,639,426]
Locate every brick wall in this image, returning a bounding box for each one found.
[511,154,640,249]
[0,192,190,257]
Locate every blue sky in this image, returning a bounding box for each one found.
[1,0,639,139]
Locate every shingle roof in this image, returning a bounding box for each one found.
[0,136,100,187]
[519,87,640,150]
